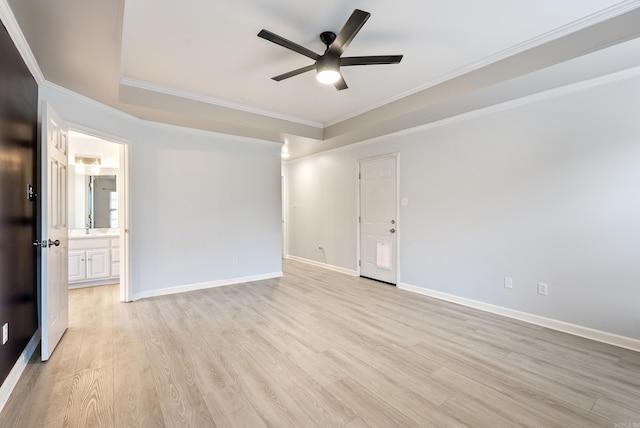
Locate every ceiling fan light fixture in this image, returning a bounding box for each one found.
[316,69,341,84]
[316,54,341,84]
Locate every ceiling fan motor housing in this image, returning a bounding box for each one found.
[316,54,339,74]
[320,31,337,48]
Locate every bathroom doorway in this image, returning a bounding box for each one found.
[67,129,130,301]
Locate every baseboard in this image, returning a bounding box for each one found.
[0,329,40,413]
[132,272,283,300]
[69,280,119,289]
[285,255,358,277]
[398,282,640,353]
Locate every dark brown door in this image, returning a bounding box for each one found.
[0,23,39,385]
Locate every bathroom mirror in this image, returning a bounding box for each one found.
[68,168,117,230]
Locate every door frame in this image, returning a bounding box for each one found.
[281,174,287,258]
[67,123,132,302]
[356,152,400,282]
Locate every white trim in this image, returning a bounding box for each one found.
[285,255,358,277]
[0,0,44,84]
[120,77,323,129]
[398,282,640,353]
[355,161,361,277]
[289,65,640,164]
[281,172,288,258]
[68,280,119,289]
[0,330,40,413]
[67,122,131,146]
[324,0,640,127]
[132,272,283,301]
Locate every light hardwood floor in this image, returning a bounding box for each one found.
[2,259,640,427]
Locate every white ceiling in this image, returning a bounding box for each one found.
[6,0,640,158]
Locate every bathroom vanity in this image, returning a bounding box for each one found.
[68,230,119,287]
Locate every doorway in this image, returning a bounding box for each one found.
[67,129,130,302]
[358,154,399,284]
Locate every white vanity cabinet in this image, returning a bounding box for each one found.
[68,236,120,287]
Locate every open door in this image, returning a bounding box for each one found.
[40,103,69,361]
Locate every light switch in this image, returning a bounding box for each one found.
[293,202,298,208]
[401,198,409,206]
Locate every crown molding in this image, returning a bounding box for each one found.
[120,77,323,129]
[324,0,640,128]
[290,64,640,163]
[0,0,44,84]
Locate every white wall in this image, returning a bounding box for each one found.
[131,125,282,294]
[40,84,283,297]
[285,72,640,340]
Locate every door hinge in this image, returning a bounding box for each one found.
[33,240,47,248]
[358,260,361,267]
[358,216,361,223]
[358,172,361,179]
[26,184,37,201]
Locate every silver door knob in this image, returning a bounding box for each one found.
[390,228,396,233]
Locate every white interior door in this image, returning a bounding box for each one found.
[359,155,398,284]
[41,103,69,361]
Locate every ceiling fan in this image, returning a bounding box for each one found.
[258,9,403,90]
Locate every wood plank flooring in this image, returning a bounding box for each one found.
[1,259,639,427]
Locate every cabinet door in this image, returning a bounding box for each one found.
[68,250,87,282]
[111,248,120,278]
[86,249,111,280]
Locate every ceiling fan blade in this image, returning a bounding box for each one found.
[272,64,316,81]
[258,29,320,60]
[334,74,348,91]
[327,9,370,57]
[341,55,403,66]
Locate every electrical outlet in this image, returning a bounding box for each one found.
[2,323,8,345]
[232,256,239,264]
[504,277,513,289]
[537,282,548,296]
